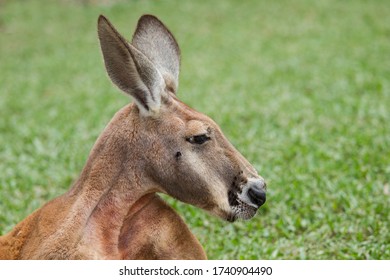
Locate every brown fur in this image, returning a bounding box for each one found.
[0,15,266,260]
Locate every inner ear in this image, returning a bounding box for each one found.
[98,15,165,116]
[132,15,181,94]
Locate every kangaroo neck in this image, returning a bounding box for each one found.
[67,105,157,258]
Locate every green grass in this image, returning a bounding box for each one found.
[0,0,389,259]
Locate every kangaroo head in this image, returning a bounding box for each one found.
[97,15,266,222]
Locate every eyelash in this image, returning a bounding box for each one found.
[186,134,211,145]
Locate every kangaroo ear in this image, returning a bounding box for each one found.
[132,15,181,94]
[98,15,165,115]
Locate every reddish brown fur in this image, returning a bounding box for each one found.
[0,15,266,260]
[0,104,207,259]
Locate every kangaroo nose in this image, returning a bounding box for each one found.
[247,179,266,207]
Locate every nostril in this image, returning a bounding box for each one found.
[247,187,266,207]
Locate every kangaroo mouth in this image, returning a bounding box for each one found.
[227,190,259,222]
[227,175,267,222]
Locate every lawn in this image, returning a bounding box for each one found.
[0,0,389,259]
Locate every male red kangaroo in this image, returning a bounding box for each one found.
[0,15,266,259]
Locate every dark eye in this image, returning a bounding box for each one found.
[186,134,211,145]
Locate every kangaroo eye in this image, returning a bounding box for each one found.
[186,134,211,145]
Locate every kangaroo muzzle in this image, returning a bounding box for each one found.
[246,178,267,208]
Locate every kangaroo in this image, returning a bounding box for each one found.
[0,14,266,259]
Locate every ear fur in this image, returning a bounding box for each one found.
[97,15,165,115]
[132,15,181,94]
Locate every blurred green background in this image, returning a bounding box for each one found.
[0,0,389,259]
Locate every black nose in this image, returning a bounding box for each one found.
[248,185,266,207]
